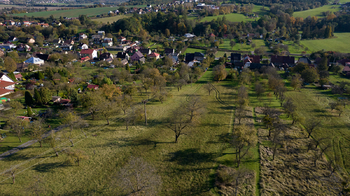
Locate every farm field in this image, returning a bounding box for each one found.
[219,39,266,51]
[0,5,66,10]
[293,5,341,18]
[92,14,130,23]
[11,5,146,18]
[300,33,350,53]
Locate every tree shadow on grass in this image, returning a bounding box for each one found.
[34,162,68,173]
[167,148,215,166]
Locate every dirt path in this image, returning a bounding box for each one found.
[0,124,67,161]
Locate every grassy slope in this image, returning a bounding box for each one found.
[92,14,130,23]
[0,69,238,195]
[293,5,341,18]
[301,33,350,53]
[184,48,206,54]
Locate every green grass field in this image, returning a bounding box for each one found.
[300,33,350,53]
[92,14,130,23]
[219,39,266,51]
[183,47,205,54]
[200,13,258,23]
[293,5,341,18]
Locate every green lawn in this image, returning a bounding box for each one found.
[200,13,258,23]
[293,5,341,18]
[183,48,205,54]
[92,14,130,23]
[220,39,266,51]
[300,33,350,53]
[12,5,146,18]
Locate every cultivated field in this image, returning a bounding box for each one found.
[293,5,341,18]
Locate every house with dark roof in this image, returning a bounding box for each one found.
[243,55,260,64]
[185,53,195,62]
[17,43,31,52]
[298,56,311,64]
[140,48,151,55]
[130,51,144,62]
[270,55,295,67]
[116,52,129,60]
[164,48,175,55]
[194,52,205,62]
[60,44,73,51]
[147,52,160,60]
[36,53,50,61]
[342,65,350,75]
[231,53,241,63]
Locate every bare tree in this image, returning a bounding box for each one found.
[231,124,257,167]
[45,132,60,156]
[124,106,143,130]
[235,107,245,125]
[6,115,28,143]
[63,148,89,166]
[3,167,20,184]
[270,122,286,160]
[98,100,120,125]
[118,95,133,115]
[254,82,265,99]
[142,99,148,125]
[30,119,47,147]
[165,107,192,143]
[59,110,79,147]
[204,82,214,95]
[185,96,205,122]
[116,157,162,195]
[283,98,296,118]
[303,119,321,138]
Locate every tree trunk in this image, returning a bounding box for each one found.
[106,117,109,125]
[126,121,129,130]
[39,141,42,147]
[69,139,74,147]
[18,136,22,143]
[55,151,59,156]
[175,134,180,143]
[12,175,15,184]
[144,102,147,125]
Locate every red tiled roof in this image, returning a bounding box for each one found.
[15,74,22,78]
[343,66,350,72]
[87,84,99,89]
[0,81,15,88]
[80,49,94,54]
[148,52,160,57]
[0,88,13,96]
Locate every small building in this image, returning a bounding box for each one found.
[140,48,151,55]
[24,57,44,65]
[36,53,50,61]
[78,43,89,50]
[164,48,175,55]
[80,49,97,59]
[148,52,160,60]
[87,84,99,90]
[298,56,311,64]
[14,73,23,80]
[60,44,73,51]
[231,53,241,63]
[52,96,61,103]
[17,43,31,52]
[26,38,35,44]
[116,52,129,60]
[102,39,113,47]
[79,33,88,40]
[64,39,74,45]
[0,73,15,97]
[130,51,144,62]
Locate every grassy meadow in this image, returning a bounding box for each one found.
[92,14,130,23]
[293,5,341,18]
[300,33,350,53]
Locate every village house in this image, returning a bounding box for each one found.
[148,52,160,60]
[26,38,35,44]
[116,52,130,60]
[80,49,98,59]
[17,43,31,52]
[130,51,144,62]
[87,84,99,90]
[78,43,89,50]
[24,57,45,65]
[35,53,50,61]
[102,39,113,47]
[0,43,16,50]
[60,44,73,51]
[64,39,74,45]
[140,48,151,55]
[79,33,88,40]
[0,73,15,97]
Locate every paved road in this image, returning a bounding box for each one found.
[0,124,67,161]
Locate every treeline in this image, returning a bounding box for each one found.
[103,10,343,40]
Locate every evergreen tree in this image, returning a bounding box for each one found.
[324,26,332,38]
[126,65,131,73]
[38,72,44,80]
[70,89,79,107]
[34,89,42,105]
[27,107,33,117]
[318,54,329,72]
[25,91,34,106]
[39,87,51,105]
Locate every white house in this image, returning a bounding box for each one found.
[0,73,15,97]
[60,44,73,51]
[78,43,89,50]
[24,57,45,65]
[184,33,196,38]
